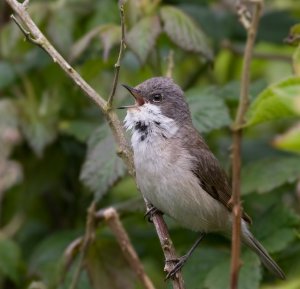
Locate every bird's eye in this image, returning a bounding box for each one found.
[152,94,163,102]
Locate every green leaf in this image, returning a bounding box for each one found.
[160,6,213,60]
[18,87,60,157]
[29,231,79,287]
[186,86,231,133]
[184,247,229,288]
[80,125,126,200]
[59,120,98,143]
[241,156,300,195]
[127,16,161,64]
[253,204,299,253]
[245,77,300,127]
[0,238,22,284]
[85,238,136,289]
[273,123,300,154]
[204,252,261,289]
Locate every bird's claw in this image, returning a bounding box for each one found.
[144,206,162,223]
[165,255,188,280]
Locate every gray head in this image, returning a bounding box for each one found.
[121,77,192,124]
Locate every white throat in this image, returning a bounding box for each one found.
[124,103,179,147]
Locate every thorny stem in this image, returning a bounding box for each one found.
[107,2,126,109]
[230,1,263,289]
[5,0,185,288]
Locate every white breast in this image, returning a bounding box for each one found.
[125,104,232,233]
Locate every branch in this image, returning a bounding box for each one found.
[230,1,263,289]
[144,201,185,289]
[99,207,156,289]
[107,1,126,109]
[5,1,185,288]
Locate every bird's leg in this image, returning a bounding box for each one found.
[144,204,163,223]
[165,233,206,280]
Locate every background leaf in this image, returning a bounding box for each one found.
[273,123,300,154]
[127,16,161,64]
[0,238,22,285]
[245,77,300,127]
[186,86,232,133]
[160,6,213,60]
[80,125,126,200]
[204,252,261,289]
[241,156,300,195]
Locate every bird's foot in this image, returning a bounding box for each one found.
[165,255,189,280]
[144,206,163,223]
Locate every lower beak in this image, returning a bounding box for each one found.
[118,84,145,109]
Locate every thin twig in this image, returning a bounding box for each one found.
[69,201,97,289]
[5,1,185,288]
[230,1,263,289]
[107,1,126,109]
[100,207,156,289]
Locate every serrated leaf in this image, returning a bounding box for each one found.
[241,156,300,195]
[80,125,126,200]
[0,238,22,284]
[273,123,300,154]
[204,252,261,289]
[186,86,231,133]
[85,238,136,289]
[160,6,213,60]
[127,16,161,64]
[245,77,300,127]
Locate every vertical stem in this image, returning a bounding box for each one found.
[230,1,263,289]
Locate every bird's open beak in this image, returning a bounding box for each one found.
[118,84,145,109]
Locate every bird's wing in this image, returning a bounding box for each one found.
[182,127,252,225]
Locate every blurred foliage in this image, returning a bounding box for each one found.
[0,0,300,289]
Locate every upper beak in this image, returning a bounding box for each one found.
[118,84,145,109]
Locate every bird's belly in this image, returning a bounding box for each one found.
[134,139,231,232]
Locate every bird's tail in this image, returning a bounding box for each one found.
[242,226,286,280]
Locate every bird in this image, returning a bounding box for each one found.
[119,76,285,280]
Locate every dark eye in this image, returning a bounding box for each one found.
[152,93,163,102]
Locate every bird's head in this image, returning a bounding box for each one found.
[119,77,191,124]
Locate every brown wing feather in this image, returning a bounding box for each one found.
[181,126,252,225]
